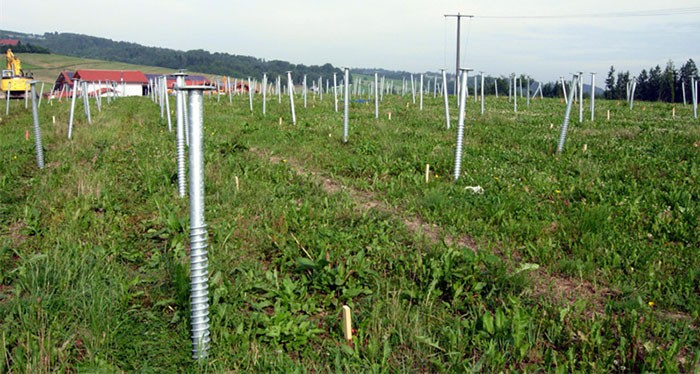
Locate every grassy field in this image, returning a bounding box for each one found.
[0,87,698,371]
[14,53,212,86]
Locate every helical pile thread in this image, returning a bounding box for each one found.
[30,84,45,169]
[189,224,210,359]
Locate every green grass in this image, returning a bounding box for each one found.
[0,90,698,372]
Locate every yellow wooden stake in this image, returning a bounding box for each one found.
[388,111,392,120]
[52,116,56,125]
[672,107,676,118]
[341,305,352,343]
[235,176,240,191]
[425,164,430,183]
[607,110,610,121]
[278,117,282,125]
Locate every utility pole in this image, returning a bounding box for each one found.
[444,13,474,96]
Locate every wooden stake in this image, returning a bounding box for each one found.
[235,176,240,191]
[52,116,56,125]
[279,117,282,125]
[583,144,588,153]
[607,110,610,121]
[388,111,392,120]
[341,305,353,343]
[672,107,676,118]
[425,164,430,183]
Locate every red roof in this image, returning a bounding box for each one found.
[73,70,148,84]
[0,39,20,46]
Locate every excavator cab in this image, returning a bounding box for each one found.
[1,49,32,98]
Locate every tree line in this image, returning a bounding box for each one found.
[8,31,342,84]
[604,59,697,102]
[0,42,50,54]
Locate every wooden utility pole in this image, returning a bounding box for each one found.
[444,13,474,95]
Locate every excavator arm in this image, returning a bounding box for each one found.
[6,49,22,76]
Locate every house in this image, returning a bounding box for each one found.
[72,69,148,97]
[52,71,75,93]
[0,39,20,46]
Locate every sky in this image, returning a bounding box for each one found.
[1,0,698,84]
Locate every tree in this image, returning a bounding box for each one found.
[679,59,698,103]
[604,66,615,99]
[659,60,677,102]
[614,71,630,100]
[636,69,650,101]
[648,65,662,101]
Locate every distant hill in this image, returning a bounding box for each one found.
[11,53,204,86]
[0,30,342,84]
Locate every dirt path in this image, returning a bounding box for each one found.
[251,147,695,324]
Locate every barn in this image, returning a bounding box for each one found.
[52,71,75,93]
[71,70,148,97]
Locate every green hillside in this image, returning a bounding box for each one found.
[15,53,212,87]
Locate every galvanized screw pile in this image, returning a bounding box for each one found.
[343,68,350,143]
[287,71,296,124]
[453,69,471,181]
[374,72,379,118]
[480,72,485,115]
[442,69,450,129]
[173,71,188,198]
[68,79,79,139]
[333,73,338,113]
[164,76,173,132]
[184,86,211,360]
[248,77,253,112]
[30,81,44,169]
[557,75,577,154]
[82,81,92,125]
[262,73,267,115]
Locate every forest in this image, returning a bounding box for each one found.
[0,31,342,85]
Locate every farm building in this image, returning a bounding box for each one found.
[70,69,149,97]
[144,74,212,93]
[0,39,20,46]
[52,71,75,93]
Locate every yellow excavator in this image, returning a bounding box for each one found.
[1,49,33,98]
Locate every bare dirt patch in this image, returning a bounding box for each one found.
[252,148,479,252]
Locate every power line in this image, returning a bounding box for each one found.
[478,6,700,19]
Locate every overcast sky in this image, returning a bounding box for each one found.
[2,0,698,84]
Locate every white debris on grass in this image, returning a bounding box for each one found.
[465,186,484,194]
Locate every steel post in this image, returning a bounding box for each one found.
[30,82,45,169]
[287,72,296,124]
[343,68,350,143]
[183,86,211,360]
[442,69,450,129]
[453,69,471,181]
[174,71,188,198]
[557,75,577,154]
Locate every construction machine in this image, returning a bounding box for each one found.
[1,49,33,98]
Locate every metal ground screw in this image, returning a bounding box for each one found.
[557,75,578,154]
[173,71,188,198]
[343,68,350,143]
[181,85,213,360]
[454,68,472,181]
[442,69,450,129]
[30,81,44,169]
